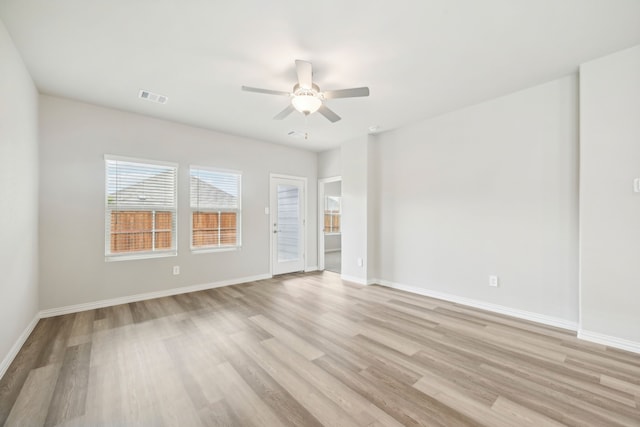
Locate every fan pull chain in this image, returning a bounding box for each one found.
[304,115,309,140]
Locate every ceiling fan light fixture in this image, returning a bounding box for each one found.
[291,93,322,115]
[242,60,368,122]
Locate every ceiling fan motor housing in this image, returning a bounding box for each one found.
[292,83,322,115]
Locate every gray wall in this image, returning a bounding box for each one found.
[0,20,39,371]
[318,148,341,179]
[39,95,317,310]
[579,45,640,344]
[375,75,579,323]
[324,180,341,197]
[324,235,341,252]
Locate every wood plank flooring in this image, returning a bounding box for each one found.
[1,271,639,426]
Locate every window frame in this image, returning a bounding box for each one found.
[104,155,178,262]
[190,165,242,253]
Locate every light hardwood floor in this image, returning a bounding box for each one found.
[1,272,639,426]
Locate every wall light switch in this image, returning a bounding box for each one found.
[264,207,270,215]
[357,257,364,267]
[489,275,499,287]
[634,178,640,193]
[173,266,180,275]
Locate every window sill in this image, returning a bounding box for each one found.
[105,251,177,262]
[191,246,241,254]
[324,232,341,236]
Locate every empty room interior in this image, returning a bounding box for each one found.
[1,1,640,426]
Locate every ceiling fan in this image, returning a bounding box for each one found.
[241,60,370,123]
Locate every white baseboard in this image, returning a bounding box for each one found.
[578,330,640,354]
[0,313,40,381]
[341,274,368,285]
[374,279,578,331]
[304,266,318,272]
[39,274,271,318]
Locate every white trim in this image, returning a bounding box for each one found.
[271,173,310,181]
[375,279,578,331]
[305,266,318,272]
[192,246,241,255]
[578,330,640,354]
[39,274,271,318]
[319,176,343,184]
[0,314,40,381]
[105,250,177,262]
[189,164,242,176]
[104,154,179,168]
[341,274,368,285]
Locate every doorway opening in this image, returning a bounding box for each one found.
[318,177,341,274]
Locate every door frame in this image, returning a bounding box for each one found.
[318,176,342,271]
[270,173,308,277]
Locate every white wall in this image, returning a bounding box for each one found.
[579,45,640,347]
[341,137,370,283]
[367,137,379,281]
[318,148,341,179]
[39,95,317,310]
[375,75,579,324]
[0,20,39,375]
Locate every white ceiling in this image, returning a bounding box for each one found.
[1,0,639,151]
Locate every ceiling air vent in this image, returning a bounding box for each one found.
[287,130,308,139]
[139,90,168,104]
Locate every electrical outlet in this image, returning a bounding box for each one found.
[489,275,499,287]
[173,266,180,275]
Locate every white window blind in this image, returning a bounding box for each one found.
[190,166,241,250]
[105,156,178,260]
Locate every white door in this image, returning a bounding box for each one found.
[271,176,306,275]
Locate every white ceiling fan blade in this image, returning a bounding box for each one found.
[241,86,290,96]
[318,104,341,123]
[295,60,313,89]
[273,104,295,120]
[322,87,370,99]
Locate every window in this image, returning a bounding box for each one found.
[105,156,177,260]
[324,196,341,233]
[190,166,241,251]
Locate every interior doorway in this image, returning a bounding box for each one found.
[318,177,342,273]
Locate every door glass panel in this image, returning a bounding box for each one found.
[277,184,299,262]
